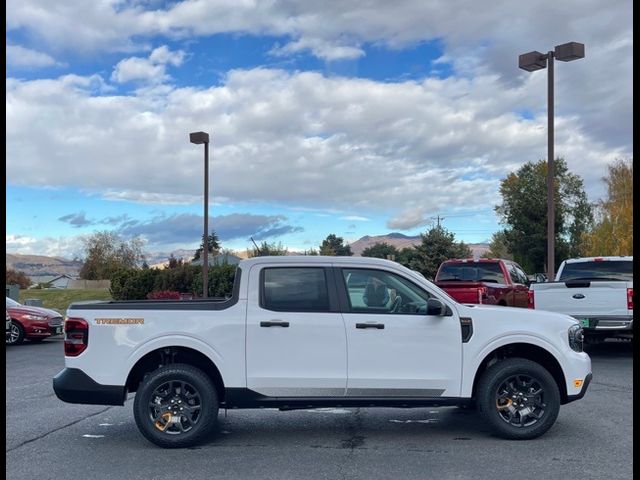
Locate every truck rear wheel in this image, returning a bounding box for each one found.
[133,363,219,448]
[477,358,560,440]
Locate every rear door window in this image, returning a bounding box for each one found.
[262,267,330,312]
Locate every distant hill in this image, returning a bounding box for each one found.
[145,249,196,268]
[6,253,83,278]
[349,233,490,257]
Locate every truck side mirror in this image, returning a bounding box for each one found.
[426,298,447,316]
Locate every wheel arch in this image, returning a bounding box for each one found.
[126,346,226,403]
[470,342,568,404]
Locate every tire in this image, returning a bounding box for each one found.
[476,358,560,440]
[133,363,219,448]
[6,321,24,345]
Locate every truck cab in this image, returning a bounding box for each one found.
[434,258,530,307]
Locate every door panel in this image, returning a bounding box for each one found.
[338,267,462,397]
[246,265,347,397]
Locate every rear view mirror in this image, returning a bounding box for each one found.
[426,298,447,316]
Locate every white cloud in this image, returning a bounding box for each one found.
[7,67,628,230]
[6,44,61,68]
[270,38,365,61]
[6,234,84,258]
[111,45,185,84]
[340,216,370,221]
[5,1,632,66]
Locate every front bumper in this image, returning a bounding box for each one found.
[53,368,126,406]
[25,320,64,338]
[577,316,633,331]
[566,373,593,403]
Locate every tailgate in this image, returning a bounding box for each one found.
[532,281,631,317]
[436,282,484,304]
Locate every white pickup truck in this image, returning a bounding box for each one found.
[53,256,591,448]
[529,256,633,342]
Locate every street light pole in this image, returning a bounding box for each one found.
[190,131,211,298]
[203,140,209,298]
[518,42,584,280]
[546,50,555,281]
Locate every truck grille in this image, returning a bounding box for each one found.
[48,317,64,327]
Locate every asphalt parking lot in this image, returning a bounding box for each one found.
[6,338,632,480]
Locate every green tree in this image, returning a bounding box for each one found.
[398,226,471,279]
[167,254,184,269]
[79,231,146,280]
[193,231,221,261]
[248,241,288,257]
[361,242,400,260]
[482,231,513,259]
[319,234,353,256]
[582,159,633,255]
[495,158,593,273]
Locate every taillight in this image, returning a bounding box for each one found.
[528,290,535,309]
[64,317,88,356]
[478,287,488,304]
[627,288,633,310]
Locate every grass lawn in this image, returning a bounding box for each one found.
[18,288,112,314]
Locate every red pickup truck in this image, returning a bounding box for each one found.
[434,258,530,307]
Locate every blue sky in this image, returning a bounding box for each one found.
[6,0,633,259]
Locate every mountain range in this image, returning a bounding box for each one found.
[6,253,83,278]
[348,233,490,257]
[7,233,490,275]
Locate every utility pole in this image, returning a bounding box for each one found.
[431,215,445,228]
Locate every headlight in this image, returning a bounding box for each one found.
[24,314,48,321]
[568,324,584,352]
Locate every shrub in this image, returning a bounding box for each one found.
[192,264,237,298]
[110,264,237,300]
[147,290,181,300]
[110,268,157,300]
[6,268,31,289]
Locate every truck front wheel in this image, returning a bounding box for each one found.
[477,358,560,440]
[133,363,219,448]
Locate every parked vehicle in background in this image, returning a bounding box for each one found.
[529,256,633,343]
[434,258,530,307]
[529,273,547,283]
[6,310,11,339]
[53,256,591,448]
[5,297,64,345]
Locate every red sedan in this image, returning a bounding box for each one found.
[6,297,64,345]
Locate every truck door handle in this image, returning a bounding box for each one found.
[356,323,385,329]
[260,321,290,328]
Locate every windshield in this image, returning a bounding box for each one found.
[6,297,21,308]
[558,260,633,282]
[436,262,504,283]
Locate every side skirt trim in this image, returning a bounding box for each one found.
[223,388,469,409]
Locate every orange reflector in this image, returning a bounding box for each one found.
[573,379,584,388]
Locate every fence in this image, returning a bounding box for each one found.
[66,279,111,289]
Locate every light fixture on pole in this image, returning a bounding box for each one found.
[518,42,584,280]
[190,131,210,298]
